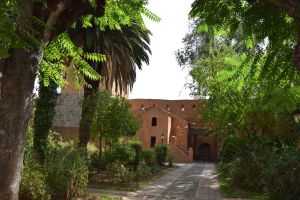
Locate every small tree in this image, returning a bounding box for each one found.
[89,90,139,164]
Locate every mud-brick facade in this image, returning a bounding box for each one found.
[129,99,219,163]
[52,85,219,162]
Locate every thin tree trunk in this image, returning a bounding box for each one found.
[0,49,42,199]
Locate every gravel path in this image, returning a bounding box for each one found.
[88,163,246,200]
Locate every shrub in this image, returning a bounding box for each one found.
[24,127,34,163]
[130,141,143,171]
[221,136,273,191]
[220,135,244,163]
[19,162,50,200]
[135,162,153,178]
[108,162,135,183]
[105,142,136,166]
[45,142,88,200]
[263,147,300,200]
[142,150,155,166]
[154,144,168,166]
[89,150,108,171]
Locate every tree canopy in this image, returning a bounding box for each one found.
[179,1,300,136]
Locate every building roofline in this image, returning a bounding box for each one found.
[142,104,188,123]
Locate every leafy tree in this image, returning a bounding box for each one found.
[78,21,152,148]
[88,90,139,163]
[0,0,153,198]
[180,1,300,137]
[190,0,299,75]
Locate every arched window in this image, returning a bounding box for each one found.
[152,117,157,126]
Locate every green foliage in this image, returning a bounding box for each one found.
[24,127,34,163]
[40,33,102,89]
[89,150,109,171]
[263,147,300,200]
[0,0,45,59]
[190,0,299,92]
[33,80,58,162]
[188,40,300,137]
[95,0,160,30]
[90,90,139,144]
[181,2,300,138]
[19,162,50,200]
[154,145,168,166]
[44,139,88,200]
[130,141,143,171]
[220,135,244,163]
[105,142,136,167]
[142,150,156,166]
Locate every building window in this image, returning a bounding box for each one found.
[150,136,156,148]
[152,117,157,126]
[181,105,185,111]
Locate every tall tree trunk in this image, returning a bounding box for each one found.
[0,1,106,198]
[0,49,41,199]
[33,80,58,163]
[78,46,104,148]
[78,78,101,148]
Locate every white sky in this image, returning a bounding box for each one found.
[129,0,194,100]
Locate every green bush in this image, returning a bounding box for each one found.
[220,135,244,163]
[130,141,143,171]
[89,150,108,171]
[19,162,50,200]
[45,142,88,200]
[105,142,136,166]
[24,127,34,163]
[263,147,300,200]
[142,150,155,166]
[135,162,153,178]
[154,144,168,166]
[107,162,135,182]
[221,137,273,192]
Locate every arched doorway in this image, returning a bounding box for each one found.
[198,143,210,161]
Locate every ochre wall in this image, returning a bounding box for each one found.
[138,106,170,150]
[129,99,205,127]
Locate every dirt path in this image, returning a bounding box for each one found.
[88,163,246,200]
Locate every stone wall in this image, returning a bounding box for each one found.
[52,92,83,128]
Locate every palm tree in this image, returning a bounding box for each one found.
[78,22,151,148]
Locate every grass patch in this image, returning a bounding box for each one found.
[215,164,262,199]
[98,194,121,200]
[89,170,165,191]
[89,165,177,191]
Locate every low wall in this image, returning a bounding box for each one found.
[170,136,193,163]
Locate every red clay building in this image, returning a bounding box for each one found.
[52,84,219,162]
[129,99,219,163]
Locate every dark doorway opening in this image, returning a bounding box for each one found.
[198,143,210,161]
[150,136,156,148]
